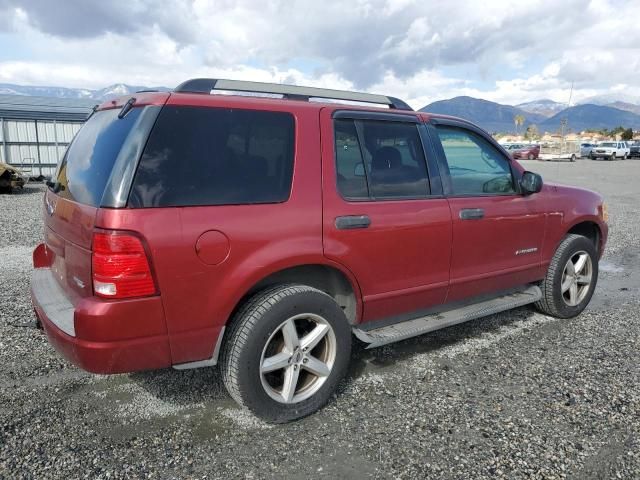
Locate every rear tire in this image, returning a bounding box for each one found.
[527,153,534,160]
[221,284,352,423]
[570,154,576,162]
[535,234,598,318]
[623,153,628,160]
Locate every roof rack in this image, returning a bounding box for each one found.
[173,78,413,111]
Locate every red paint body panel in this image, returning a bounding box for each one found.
[96,92,170,111]
[43,191,96,301]
[94,99,325,364]
[319,108,452,322]
[35,303,171,374]
[31,91,609,375]
[539,183,608,261]
[446,193,547,302]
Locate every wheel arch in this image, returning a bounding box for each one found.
[227,262,363,327]
[566,220,602,254]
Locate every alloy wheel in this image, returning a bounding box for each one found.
[259,313,337,404]
[561,251,593,307]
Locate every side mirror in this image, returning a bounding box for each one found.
[354,163,365,177]
[520,171,543,194]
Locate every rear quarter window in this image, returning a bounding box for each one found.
[128,106,295,207]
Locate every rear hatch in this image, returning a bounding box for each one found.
[43,96,166,301]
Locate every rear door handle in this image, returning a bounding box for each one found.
[335,215,371,230]
[459,208,485,220]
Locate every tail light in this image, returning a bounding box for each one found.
[92,231,156,299]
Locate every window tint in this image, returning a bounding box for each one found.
[335,119,368,199]
[56,108,142,206]
[334,119,429,200]
[129,106,294,207]
[435,126,515,195]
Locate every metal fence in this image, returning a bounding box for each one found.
[0,117,83,178]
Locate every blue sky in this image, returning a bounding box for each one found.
[0,0,639,108]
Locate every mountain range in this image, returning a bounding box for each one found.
[0,82,170,101]
[1,81,639,133]
[421,96,640,133]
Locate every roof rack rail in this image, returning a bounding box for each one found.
[173,78,413,111]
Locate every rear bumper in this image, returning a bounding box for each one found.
[31,267,172,374]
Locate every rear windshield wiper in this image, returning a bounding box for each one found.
[118,97,136,119]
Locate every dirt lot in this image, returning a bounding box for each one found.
[1,159,639,479]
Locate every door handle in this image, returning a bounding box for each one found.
[459,208,485,220]
[335,215,371,230]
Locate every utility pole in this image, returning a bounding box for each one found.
[561,82,574,155]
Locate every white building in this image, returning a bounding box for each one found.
[0,95,96,178]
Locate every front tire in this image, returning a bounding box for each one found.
[221,285,352,423]
[610,153,616,161]
[535,234,598,318]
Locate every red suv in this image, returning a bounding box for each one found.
[31,79,608,422]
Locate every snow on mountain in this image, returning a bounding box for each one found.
[0,82,170,101]
[516,99,566,117]
[578,93,640,106]
[606,101,640,115]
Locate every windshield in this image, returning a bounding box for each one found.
[55,108,142,206]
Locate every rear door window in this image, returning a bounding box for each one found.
[334,119,430,200]
[128,106,295,207]
[55,108,142,206]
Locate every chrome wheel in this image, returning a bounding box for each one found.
[260,313,337,404]
[561,251,593,307]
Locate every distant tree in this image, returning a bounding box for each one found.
[621,128,633,141]
[609,126,625,138]
[525,124,540,140]
[514,114,525,135]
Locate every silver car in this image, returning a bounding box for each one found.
[580,143,596,157]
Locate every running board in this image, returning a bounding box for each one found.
[353,285,542,349]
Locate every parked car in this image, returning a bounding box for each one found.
[503,143,523,151]
[510,144,540,160]
[30,79,608,423]
[0,162,26,193]
[629,141,640,158]
[580,143,597,157]
[590,141,630,160]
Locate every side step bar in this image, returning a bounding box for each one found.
[353,285,542,349]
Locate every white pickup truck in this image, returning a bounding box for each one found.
[590,141,631,160]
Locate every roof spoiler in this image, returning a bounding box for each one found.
[173,78,413,111]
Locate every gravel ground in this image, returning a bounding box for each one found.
[1,159,639,479]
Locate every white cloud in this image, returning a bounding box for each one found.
[0,0,639,107]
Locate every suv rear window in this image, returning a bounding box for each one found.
[55,108,142,207]
[128,106,295,208]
